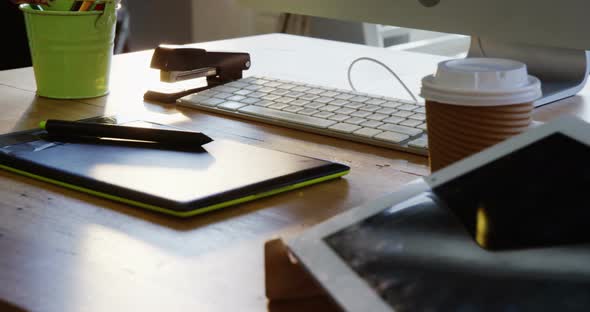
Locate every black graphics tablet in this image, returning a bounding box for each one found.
[0,117,349,217]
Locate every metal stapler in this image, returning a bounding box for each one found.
[144,45,251,103]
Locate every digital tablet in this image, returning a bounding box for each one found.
[0,116,349,217]
[287,116,590,311]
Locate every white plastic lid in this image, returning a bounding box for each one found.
[420,58,542,106]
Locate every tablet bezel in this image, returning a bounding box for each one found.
[286,115,590,311]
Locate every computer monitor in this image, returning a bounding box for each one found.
[239,0,590,106]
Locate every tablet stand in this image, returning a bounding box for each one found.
[264,238,341,312]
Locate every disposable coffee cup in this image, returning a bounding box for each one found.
[420,58,542,172]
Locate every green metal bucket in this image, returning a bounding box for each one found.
[20,3,117,99]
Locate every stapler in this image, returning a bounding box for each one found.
[144,45,251,103]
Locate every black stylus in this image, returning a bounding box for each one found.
[40,120,213,146]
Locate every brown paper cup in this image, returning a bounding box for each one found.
[426,100,533,171]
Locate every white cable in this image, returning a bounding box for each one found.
[347,57,419,104]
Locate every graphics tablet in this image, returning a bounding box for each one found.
[0,116,349,217]
[286,116,590,311]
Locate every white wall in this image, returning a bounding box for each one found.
[190,0,278,43]
[126,0,193,51]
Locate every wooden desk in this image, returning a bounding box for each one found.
[0,34,588,311]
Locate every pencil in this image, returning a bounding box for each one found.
[94,3,105,10]
[79,0,94,11]
[70,0,83,11]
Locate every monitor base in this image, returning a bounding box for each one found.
[468,37,590,107]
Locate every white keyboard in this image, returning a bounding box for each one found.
[178,76,428,155]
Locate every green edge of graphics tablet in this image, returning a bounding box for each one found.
[0,117,350,217]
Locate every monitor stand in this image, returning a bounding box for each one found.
[468,37,590,107]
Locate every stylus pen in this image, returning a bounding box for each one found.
[40,120,213,146]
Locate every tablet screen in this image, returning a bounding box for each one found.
[324,133,590,310]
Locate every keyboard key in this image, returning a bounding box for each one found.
[262,94,281,101]
[344,103,364,110]
[299,108,320,116]
[259,87,276,93]
[239,105,336,128]
[315,97,335,104]
[418,123,427,130]
[365,99,386,105]
[354,127,383,138]
[350,111,373,118]
[213,92,233,99]
[414,107,426,114]
[276,97,295,104]
[408,113,426,121]
[227,95,246,102]
[350,96,369,103]
[269,103,290,110]
[366,113,389,121]
[234,89,253,96]
[252,79,269,85]
[335,107,356,115]
[292,86,311,92]
[286,91,305,98]
[218,101,247,111]
[254,100,274,107]
[335,93,355,100]
[345,117,367,125]
[383,116,405,124]
[271,89,290,96]
[376,108,397,115]
[378,124,423,136]
[361,120,383,128]
[321,90,339,97]
[198,89,218,97]
[291,99,310,106]
[320,105,340,112]
[380,101,402,109]
[314,111,335,119]
[400,119,422,127]
[240,97,261,105]
[241,77,258,83]
[329,99,349,106]
[201,98,225,107]
[360,105,381,112]
[214,86,240,93]
[300,94,320,101]
[284,105,304,113]
[397,99,417,105]
[307,88,325,95]
[270,89,290,96]
[305,102,325,109]
[245,85,263,91]
[329,123,362,133]
[399,104,419,111]
[408,136,428,149]
[392,110,414,118]
[375,131,410,143]
[277,83,296,90]
[248,92,266,98]
[329,114,351,122]
[265,81,282,87]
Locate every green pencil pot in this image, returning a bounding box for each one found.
[20,3,116,99]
